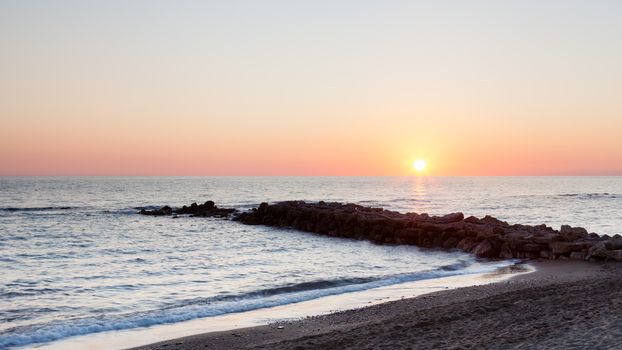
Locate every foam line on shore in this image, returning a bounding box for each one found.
[26,261,532,350]
[0,261,515,349]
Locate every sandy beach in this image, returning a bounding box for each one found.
[129,260,622,350]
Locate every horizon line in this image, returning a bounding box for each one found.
[1,174,621,178]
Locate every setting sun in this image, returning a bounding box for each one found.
[413,160,427,172]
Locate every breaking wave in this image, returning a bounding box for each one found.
[0,260,514,348]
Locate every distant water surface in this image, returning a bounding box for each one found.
[0,176,620,348]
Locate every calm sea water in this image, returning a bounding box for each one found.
[1,176,620,349]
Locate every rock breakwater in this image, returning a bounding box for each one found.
[139,200,622,261]
[234,201,622,262]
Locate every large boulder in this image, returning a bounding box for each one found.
[430,212,464,224]
[480,215,508,227]
[464,216,482,224]
[471,240,499,258]
[587,242,608,259]
[605,238,622,250]
[457,237,479,252]
[442,237,460,249]
[499,243,514,259]
[475,225,497,240]
[549,241,584,255]
[606,250,622,261]
[559,225,588,241]
[531,233,558,245]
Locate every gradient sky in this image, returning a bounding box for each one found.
[1,0,621,176]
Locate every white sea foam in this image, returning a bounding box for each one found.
[0,260,514,348]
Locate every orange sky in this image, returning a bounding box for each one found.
[1,1,621,176]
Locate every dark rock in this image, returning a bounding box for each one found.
[531,233,557,245]
[559,225,588,241]
[442,237,460,249]
[499,243,513,259]
[175,201,236,217]
[606,250,622,261]
[430,212,464,224]
[480,215,508,227]
[258,202,269,212]
[475,226,496,240]
[464,216,482,224]
[569,251,586,260]
[587,243,608,258]
[605,238,622,250]
[139,201,236,218]
[549,241,584,255]
[493,226,506,235]
[457,237,479,252]
[139,205,173,216]
[471,240,499,258]
[522,243,547,252]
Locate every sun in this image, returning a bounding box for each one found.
[412,159,426,172]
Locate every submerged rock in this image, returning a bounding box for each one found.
[138,201,236,218]
[139,205,172,216]
[176,201,236,217]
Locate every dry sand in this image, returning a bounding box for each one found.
[130,260,622,350]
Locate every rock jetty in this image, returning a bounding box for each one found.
[234,201,622,262]
[139,200,622,261]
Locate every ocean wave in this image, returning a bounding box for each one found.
[557,193,619,199]
[131,205,162,211]
[0,206,76,212]
[387,197,432,203]
[102,208,147,215]
[439,260,471,271]
[0,287,64,299]
[173,277,379,306]
[0,260,515,348]
[358,198,431,204]
[97,206,166,215]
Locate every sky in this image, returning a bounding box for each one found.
[0,0,621,176]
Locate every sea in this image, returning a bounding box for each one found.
[1,176,620,349]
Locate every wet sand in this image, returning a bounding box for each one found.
[131,260,622,350]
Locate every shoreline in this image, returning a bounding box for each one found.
[127,260,621,350]
[26,261,524,350]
